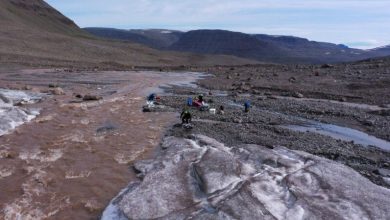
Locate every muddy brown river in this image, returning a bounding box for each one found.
[0,70,203,219]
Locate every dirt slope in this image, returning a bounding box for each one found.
[0,0,256,68]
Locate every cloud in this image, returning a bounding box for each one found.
[46,0,390,49]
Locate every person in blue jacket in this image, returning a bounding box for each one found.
[244,100,251,113]
[187,97,193,106]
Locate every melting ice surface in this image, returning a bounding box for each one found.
[0,89,43,136]
[283,123,390,151]
[102,135,390,219]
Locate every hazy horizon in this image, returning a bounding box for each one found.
[46,0,390,49]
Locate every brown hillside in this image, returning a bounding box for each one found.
[0,0,256,68]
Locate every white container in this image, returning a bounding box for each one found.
[209,108,216,114]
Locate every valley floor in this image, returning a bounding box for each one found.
[0,65,389,219]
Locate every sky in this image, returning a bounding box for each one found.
[45,0,390,49]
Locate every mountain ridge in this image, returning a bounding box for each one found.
[85,28,390,64]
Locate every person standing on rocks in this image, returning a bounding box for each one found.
[198,94,204,103]
[187,97,193,106]
[147,93,156,102]
[181,108,192,124]
[218,105,225,115]
[244,101,251,113]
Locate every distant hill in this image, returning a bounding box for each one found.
[169,30,387,64]
[252,34,376,63]
[86,28,390,64]
[84,28,183,49]
[168,30,297,63]
[369,45,390,57]
[0,0,254,68]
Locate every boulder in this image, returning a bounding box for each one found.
[321,64,334,68]
[289,77,297,83]
[292,92,304,98]
[83,95,102,101]
[48,83,59,88]
[49,87,65,95]
[339,97,347,102]
[361,119,375,126]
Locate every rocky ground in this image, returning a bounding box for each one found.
[158,88,390,188]
[103,71,390,218]
[188,57,390,106]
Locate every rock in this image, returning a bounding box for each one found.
[36,115,54,123]
[321,64,334,68]
[233,118,243,124]
[339,97,347,102]
[226,75,232,79]
[0,151,16,159]
[230,92,239,97]
[361,119,374,126]
[369,109,390,116]
[96,122,117,133]
[48,83,59,88]
[292,92,304,98]
[49,87,65,95]
[252,89,261,95]
[83,95,102,101]
[75,94,83,99]
[133,160,160,178]
[289,77,296,83]
[142,104,167,112]
[83,199,103,213]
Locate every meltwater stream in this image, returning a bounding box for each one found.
[227,101,390,151]
[283,123,390,151]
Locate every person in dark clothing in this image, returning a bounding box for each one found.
[219,105,225,115]
[244,101,251,113]
[147,93,156,102]
[181,109,192,124]
[198,94,204,103]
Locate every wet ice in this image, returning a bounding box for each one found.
[0,89,43,136]
[102,135,390,220]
